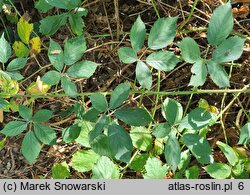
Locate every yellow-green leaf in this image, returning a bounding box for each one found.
[198,98,210,110]
[13,41,29,57]
[30,36,41,56]
[0,80,19,98]
[198,98,218,114]
[26,76,51,95]
[0,71,19,98]
[17,16,33,44]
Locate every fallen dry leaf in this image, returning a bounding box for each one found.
[232,5,250,18]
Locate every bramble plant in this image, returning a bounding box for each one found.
[0,1,249,179]
[1,105,56,164]
[41,35,99,97]
[118,15,179,89]
[180,3,245,88]
[118,2,245,89]
[35,0,88,36]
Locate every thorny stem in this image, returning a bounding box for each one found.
[4,85,250,99]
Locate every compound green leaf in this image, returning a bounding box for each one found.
[7,58,27,71]
[179,108,212,131]
[109,83,130,109]
[64,35,87,65]
[47,0,80,10]
[88,115,108,140]
[207,2,233,46]
[148,17,177,50]
[162,97,183,126]
[178,150,191,171]
[75,121,93,147]
[33,109,53,122]
[39,13,68,36]
[204,163,231,179]
[165,135,181,172]
[130,154,149,172]
[89,93,108,112]
[41,70,61,85]
[130,126,152,151]
[189,60,207,87]
[217,141,238,166]
[185,166,199,179]
[19,105,32,120]
[62,123,81,143]
[72,103,85,119]
[212,36,245,63]
[146,51,179,71]
[118,47,138,64]
[1,121,27,136]
[52,162,70,179]
[35,0,53,13]
[207,61,230,88]
[82,107,100,122]
[92,156,120,179]
[179,37,201,63]
[6,71,23,81]
[21,131,41,164]
[71,150,100,172]
[48,39,64,71]
[152,123,171,138]
[143,157,168,179]
[66,60,98,78]
[0,34,12,63]
[114,108,152,126]
[68,12,84,36]
[130,15,146,52]
[183,134,213,164]
[108,124,133,163]
[34,123,57,145]
[136,61,152,90]
[90,134,112,157]
[61,76,77,97]
[238,123,250,145]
